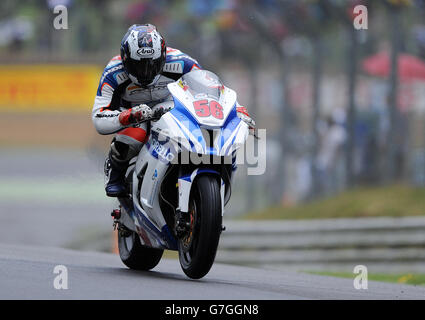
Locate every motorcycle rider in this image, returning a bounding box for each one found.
[92,24,255,197]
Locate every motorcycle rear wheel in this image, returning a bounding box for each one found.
[178,175,222,279]
[118,228,163,271]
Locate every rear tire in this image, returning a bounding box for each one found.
[178,175,222,279]
[118,229,163,271]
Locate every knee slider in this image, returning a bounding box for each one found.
[110,139,142,163]
[110,140,130,164]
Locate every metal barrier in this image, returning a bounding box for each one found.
[217,217,425,273]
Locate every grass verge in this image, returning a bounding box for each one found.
[309,271,425,286]
[243,184,425,220]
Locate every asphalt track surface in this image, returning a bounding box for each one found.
[1,243,425,300]
[2,148,425,300]
[0,148,113,250]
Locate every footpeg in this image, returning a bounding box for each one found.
[111,208,121,230]
[111,208,121,219]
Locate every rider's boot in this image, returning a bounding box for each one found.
[104,141,129,197]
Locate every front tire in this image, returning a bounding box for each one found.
[178,175,222,279]
[118,228,163,271]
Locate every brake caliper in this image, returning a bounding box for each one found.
[175,210,191,238]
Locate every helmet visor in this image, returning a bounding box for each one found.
[124,57,164,86]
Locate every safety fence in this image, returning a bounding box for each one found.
[216,217,425,273]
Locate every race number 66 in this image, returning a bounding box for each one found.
[193,100,223,119]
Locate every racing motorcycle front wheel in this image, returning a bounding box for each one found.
[178,174,222,279]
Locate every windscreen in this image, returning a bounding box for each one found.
[180,70,224,100]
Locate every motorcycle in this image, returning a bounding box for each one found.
[111,69,250,279]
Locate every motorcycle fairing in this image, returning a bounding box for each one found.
[120,73,250,251]
[165,81,248,157]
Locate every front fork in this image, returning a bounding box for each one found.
[174,168,226,238]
